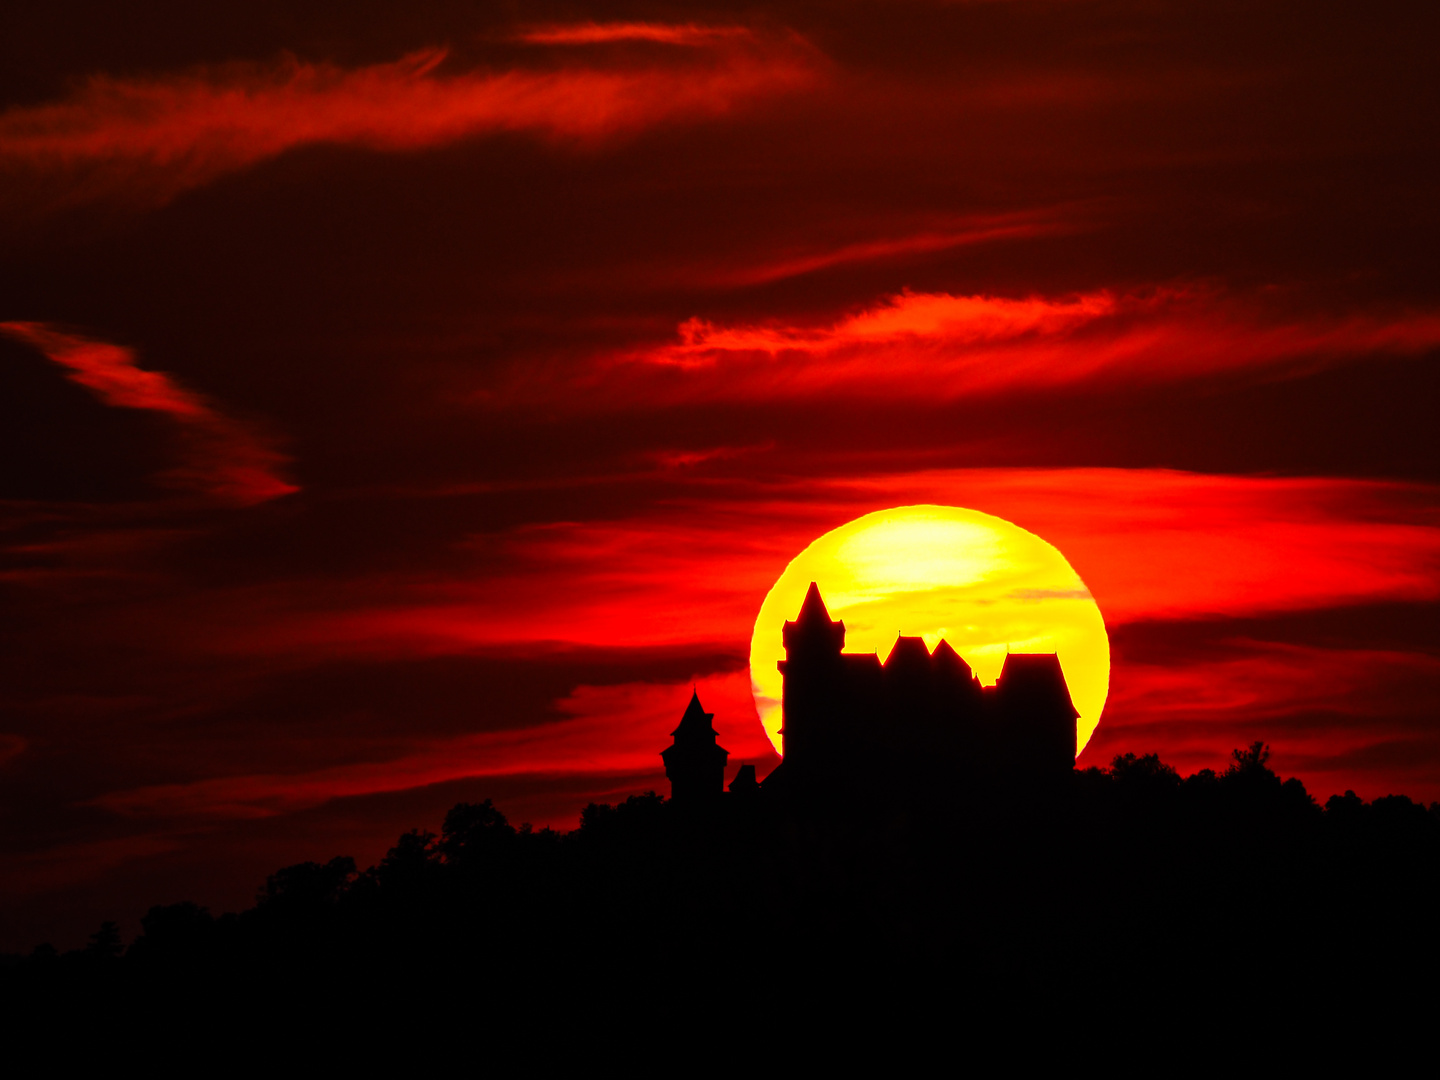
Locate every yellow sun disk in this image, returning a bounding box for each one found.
[749,505,1110,757]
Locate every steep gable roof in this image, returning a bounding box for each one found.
[671,689,718,738]
[998,653,1080,719]
[931,638,975,679]
[783,581,847,652]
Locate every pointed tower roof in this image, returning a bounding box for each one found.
[661,688,729,803]
[671,689,717,738]
[783,581,847,654]
[795,581,832,626]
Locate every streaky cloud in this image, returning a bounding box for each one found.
[1092,637,1440,801]
[226,469,1440,662]
[0,30,818,211]
[597,287,1440,403]
[0,322,295,506]
[700,211,1077,287]
[87,669,768,823]
[513,22,757,46]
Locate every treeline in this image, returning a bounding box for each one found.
[5,744,1440,1031]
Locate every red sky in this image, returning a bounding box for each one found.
[2,0,1438,950]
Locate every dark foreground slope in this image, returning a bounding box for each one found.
[4,744,1438,1052]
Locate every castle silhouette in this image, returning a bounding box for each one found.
[662,582,1079,804]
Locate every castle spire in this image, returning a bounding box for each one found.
[795,581,832,626]
[783,582,846,656]
[661,689,729,805]
[672,688,716,737]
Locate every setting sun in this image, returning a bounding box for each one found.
[750,505,1110,757]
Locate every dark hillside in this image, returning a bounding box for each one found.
[5,744,1437,1050]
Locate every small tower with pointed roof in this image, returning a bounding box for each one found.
[661,690,730,806]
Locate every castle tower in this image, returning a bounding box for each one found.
[777,582,848,785]
[661,690,730,805]
[993,653,1080,781]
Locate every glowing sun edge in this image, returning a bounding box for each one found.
[749,504,1111,759]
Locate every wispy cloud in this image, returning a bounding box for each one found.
[662,289,1115,361]
[513,22,757,47]
[0,29,818,210]
[0,322,295,506]
[592,287,1440,404]
[699,212,1075,288]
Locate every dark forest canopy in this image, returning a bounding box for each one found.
[9,744,1440,962]
[5,742,1440,1047]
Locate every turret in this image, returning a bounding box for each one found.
[781,581,847,658]
[777,582,848,777]
[993,653,1080,780]
[661,690,729,806]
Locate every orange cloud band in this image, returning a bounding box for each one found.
[79,469,1440,822]
[205,469,1440,660]
[61,469,1440,827]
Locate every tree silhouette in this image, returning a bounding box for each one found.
[129,902,214,965]
[6,739,1440,1041]
[260,857,357,911]
[440,799,515,868]
[1109,751,1182,790]
[83,922,122,961]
